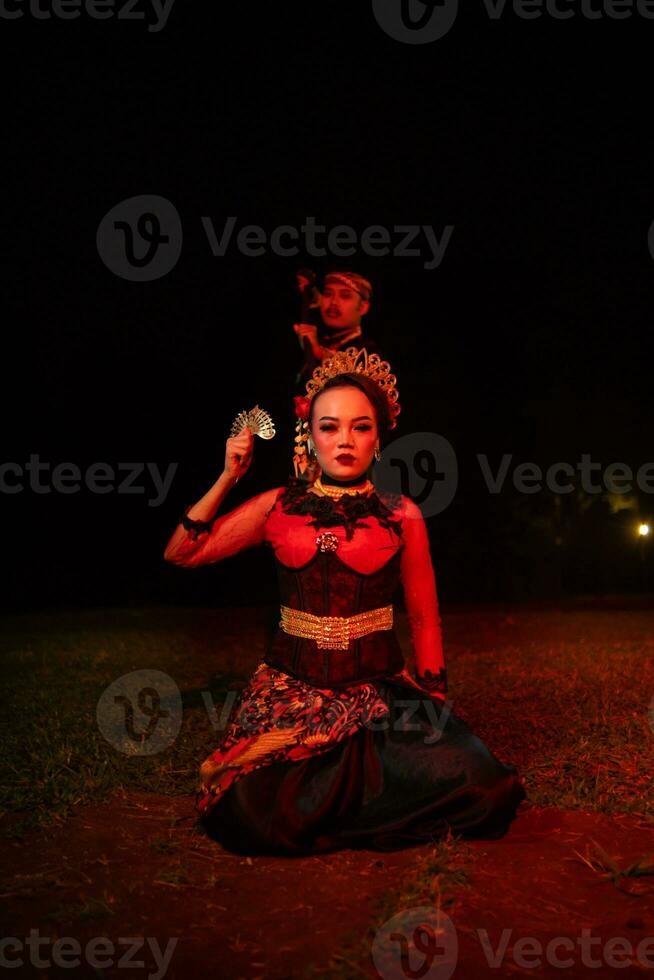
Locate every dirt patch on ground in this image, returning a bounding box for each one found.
[2,794,653,979]
[453,806,654,978]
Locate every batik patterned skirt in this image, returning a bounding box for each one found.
[196,664,525,855]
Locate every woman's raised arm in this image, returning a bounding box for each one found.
[163,425,283,567]
[163,484,284,567]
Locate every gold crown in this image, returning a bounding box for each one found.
[293,347,401,479]
[306,347,401,428]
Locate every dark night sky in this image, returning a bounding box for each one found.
[2,3,653,609]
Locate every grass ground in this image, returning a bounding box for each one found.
[1,601,653,977]
[2,602,652,829]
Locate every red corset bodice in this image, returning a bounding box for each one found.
[165,481,444,687]
[265,549,405,687]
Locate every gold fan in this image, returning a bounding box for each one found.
[229,405,276,440]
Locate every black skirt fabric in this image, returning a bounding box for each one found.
[200,678,526,856]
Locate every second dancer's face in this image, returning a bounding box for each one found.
[319,285,369,331]
[310,387,378,482]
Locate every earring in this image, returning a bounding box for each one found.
[374,445,381,462]
[307,437,316,456]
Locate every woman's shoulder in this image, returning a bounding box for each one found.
[398,495,424,520]
[237,485,287,518]
[374,487,417,513]
[375,490,426,528]
[243,485,287,502]
[259,483,300,514]
[264,486,288,507]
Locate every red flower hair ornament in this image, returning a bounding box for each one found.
[293,395,311,421]
[292,395,316,480]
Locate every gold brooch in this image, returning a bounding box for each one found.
[316,531,340,552]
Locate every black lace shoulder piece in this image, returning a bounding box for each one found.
[278,478,403,542]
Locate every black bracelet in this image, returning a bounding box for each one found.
[416,666,448,695]
[180,507,215,541]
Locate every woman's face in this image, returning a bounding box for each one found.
[310,386,379,481]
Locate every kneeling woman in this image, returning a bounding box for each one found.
[164,349,526,855]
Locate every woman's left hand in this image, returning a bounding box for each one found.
[393,667,446,701]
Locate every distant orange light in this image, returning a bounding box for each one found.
[638,524,650,537]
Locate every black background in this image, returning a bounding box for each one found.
[3,1,653,610]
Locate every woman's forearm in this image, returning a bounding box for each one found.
[186,471,239,520]
[164,471,237,562]
[399,498,447,687]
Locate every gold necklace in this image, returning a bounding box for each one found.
[311,475,374,498]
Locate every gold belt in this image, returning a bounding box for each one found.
[279,604,393,650]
